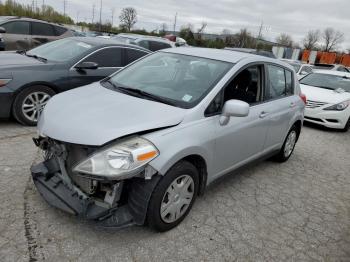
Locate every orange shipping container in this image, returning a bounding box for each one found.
[320,52,337,64]
[301,50,310,63]
[340,54,350,67]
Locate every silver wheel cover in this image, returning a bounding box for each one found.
[160,175,194,224]
[22,92,51,122]
[284,130,297,158]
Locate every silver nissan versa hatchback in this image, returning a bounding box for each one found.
[31,48,305,232]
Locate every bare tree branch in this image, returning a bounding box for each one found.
[322,28,344,52]
[276,33,293,47]
[303,30,320,50]
[119,7,137,32]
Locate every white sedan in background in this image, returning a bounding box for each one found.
[281,59,313,80]
[300,70,350,131]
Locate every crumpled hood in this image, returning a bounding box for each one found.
[300,84,350,104]
[38,83,186,146]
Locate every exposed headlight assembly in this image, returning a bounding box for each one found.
[324,100,350,111]
[0,79,12,87]
[73,137,159,179]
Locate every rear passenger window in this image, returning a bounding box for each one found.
[266,65,294,100]
[124,49,148,65]
[149,41,172,51]
[2,21,30,35]
[32,22,55,36]
[85,47,122,67]
[54,26,67,36]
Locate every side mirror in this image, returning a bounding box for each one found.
[219,100,249,125]
[75,61,98,70]
[0,27,6,33]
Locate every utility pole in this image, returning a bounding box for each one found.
[76,11,79,23]
[111,7,115,27]
[92,4,95,24]
[173,12,177,34]
[63,0,67,16]
[99,0,102,31]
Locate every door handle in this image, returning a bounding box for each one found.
[259,111,269,118]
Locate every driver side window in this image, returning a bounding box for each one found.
[223,65,263,105]
[205,64,263,116]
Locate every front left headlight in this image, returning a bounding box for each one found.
[73,137,159,179]
[324,100,350,111]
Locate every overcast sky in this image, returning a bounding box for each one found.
[21,0,350,50]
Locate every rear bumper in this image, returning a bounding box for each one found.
[304,108,350,129]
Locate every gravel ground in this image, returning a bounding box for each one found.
[0,121,349,262]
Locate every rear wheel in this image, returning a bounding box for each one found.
[12,85,55,126]
[147,161,199,232]
[273,125,299,162]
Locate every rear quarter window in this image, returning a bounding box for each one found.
[54,26,68,36]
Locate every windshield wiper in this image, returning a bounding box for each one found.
[105,80,176,106]
[25,53,47,62]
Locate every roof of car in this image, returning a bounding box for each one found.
[69,37,151,52]
[312,69,350,77]
[0,16,67,28]
[162,47,277,64]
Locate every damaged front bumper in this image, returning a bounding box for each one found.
[31,157,160,228]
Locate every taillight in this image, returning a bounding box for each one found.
[299,93,307,104]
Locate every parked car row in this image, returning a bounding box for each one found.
[29,48,306,231]
[0,37,150,125]
[0,16,73,51]
[0,22,348,232]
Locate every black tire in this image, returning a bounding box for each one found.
[147,160,199,232]
[12,85,55,126]
[273,125,299,163]
[341,117,350,132]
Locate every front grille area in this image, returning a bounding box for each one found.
[304,116,324,123]
[306,100,328,109]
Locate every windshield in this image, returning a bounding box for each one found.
[107,52,233,108]
[300,73,350,92]
[27,38,94,62]
[287,62,301,73]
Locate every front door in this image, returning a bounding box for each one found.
[212,64,269,177]
[69,47,124,89]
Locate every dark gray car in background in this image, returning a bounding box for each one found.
[0,37,150,125]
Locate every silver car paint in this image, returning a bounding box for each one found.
[38,49,304,186]
[38,84,186,145]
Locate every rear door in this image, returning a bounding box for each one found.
[69,47,124,88]
[31,22,57,48]
[1,21,31,50]
[262,64,296,151]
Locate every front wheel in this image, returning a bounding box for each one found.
[147,161,199,232]
[12,86,55,126]
[273,126,299,162]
